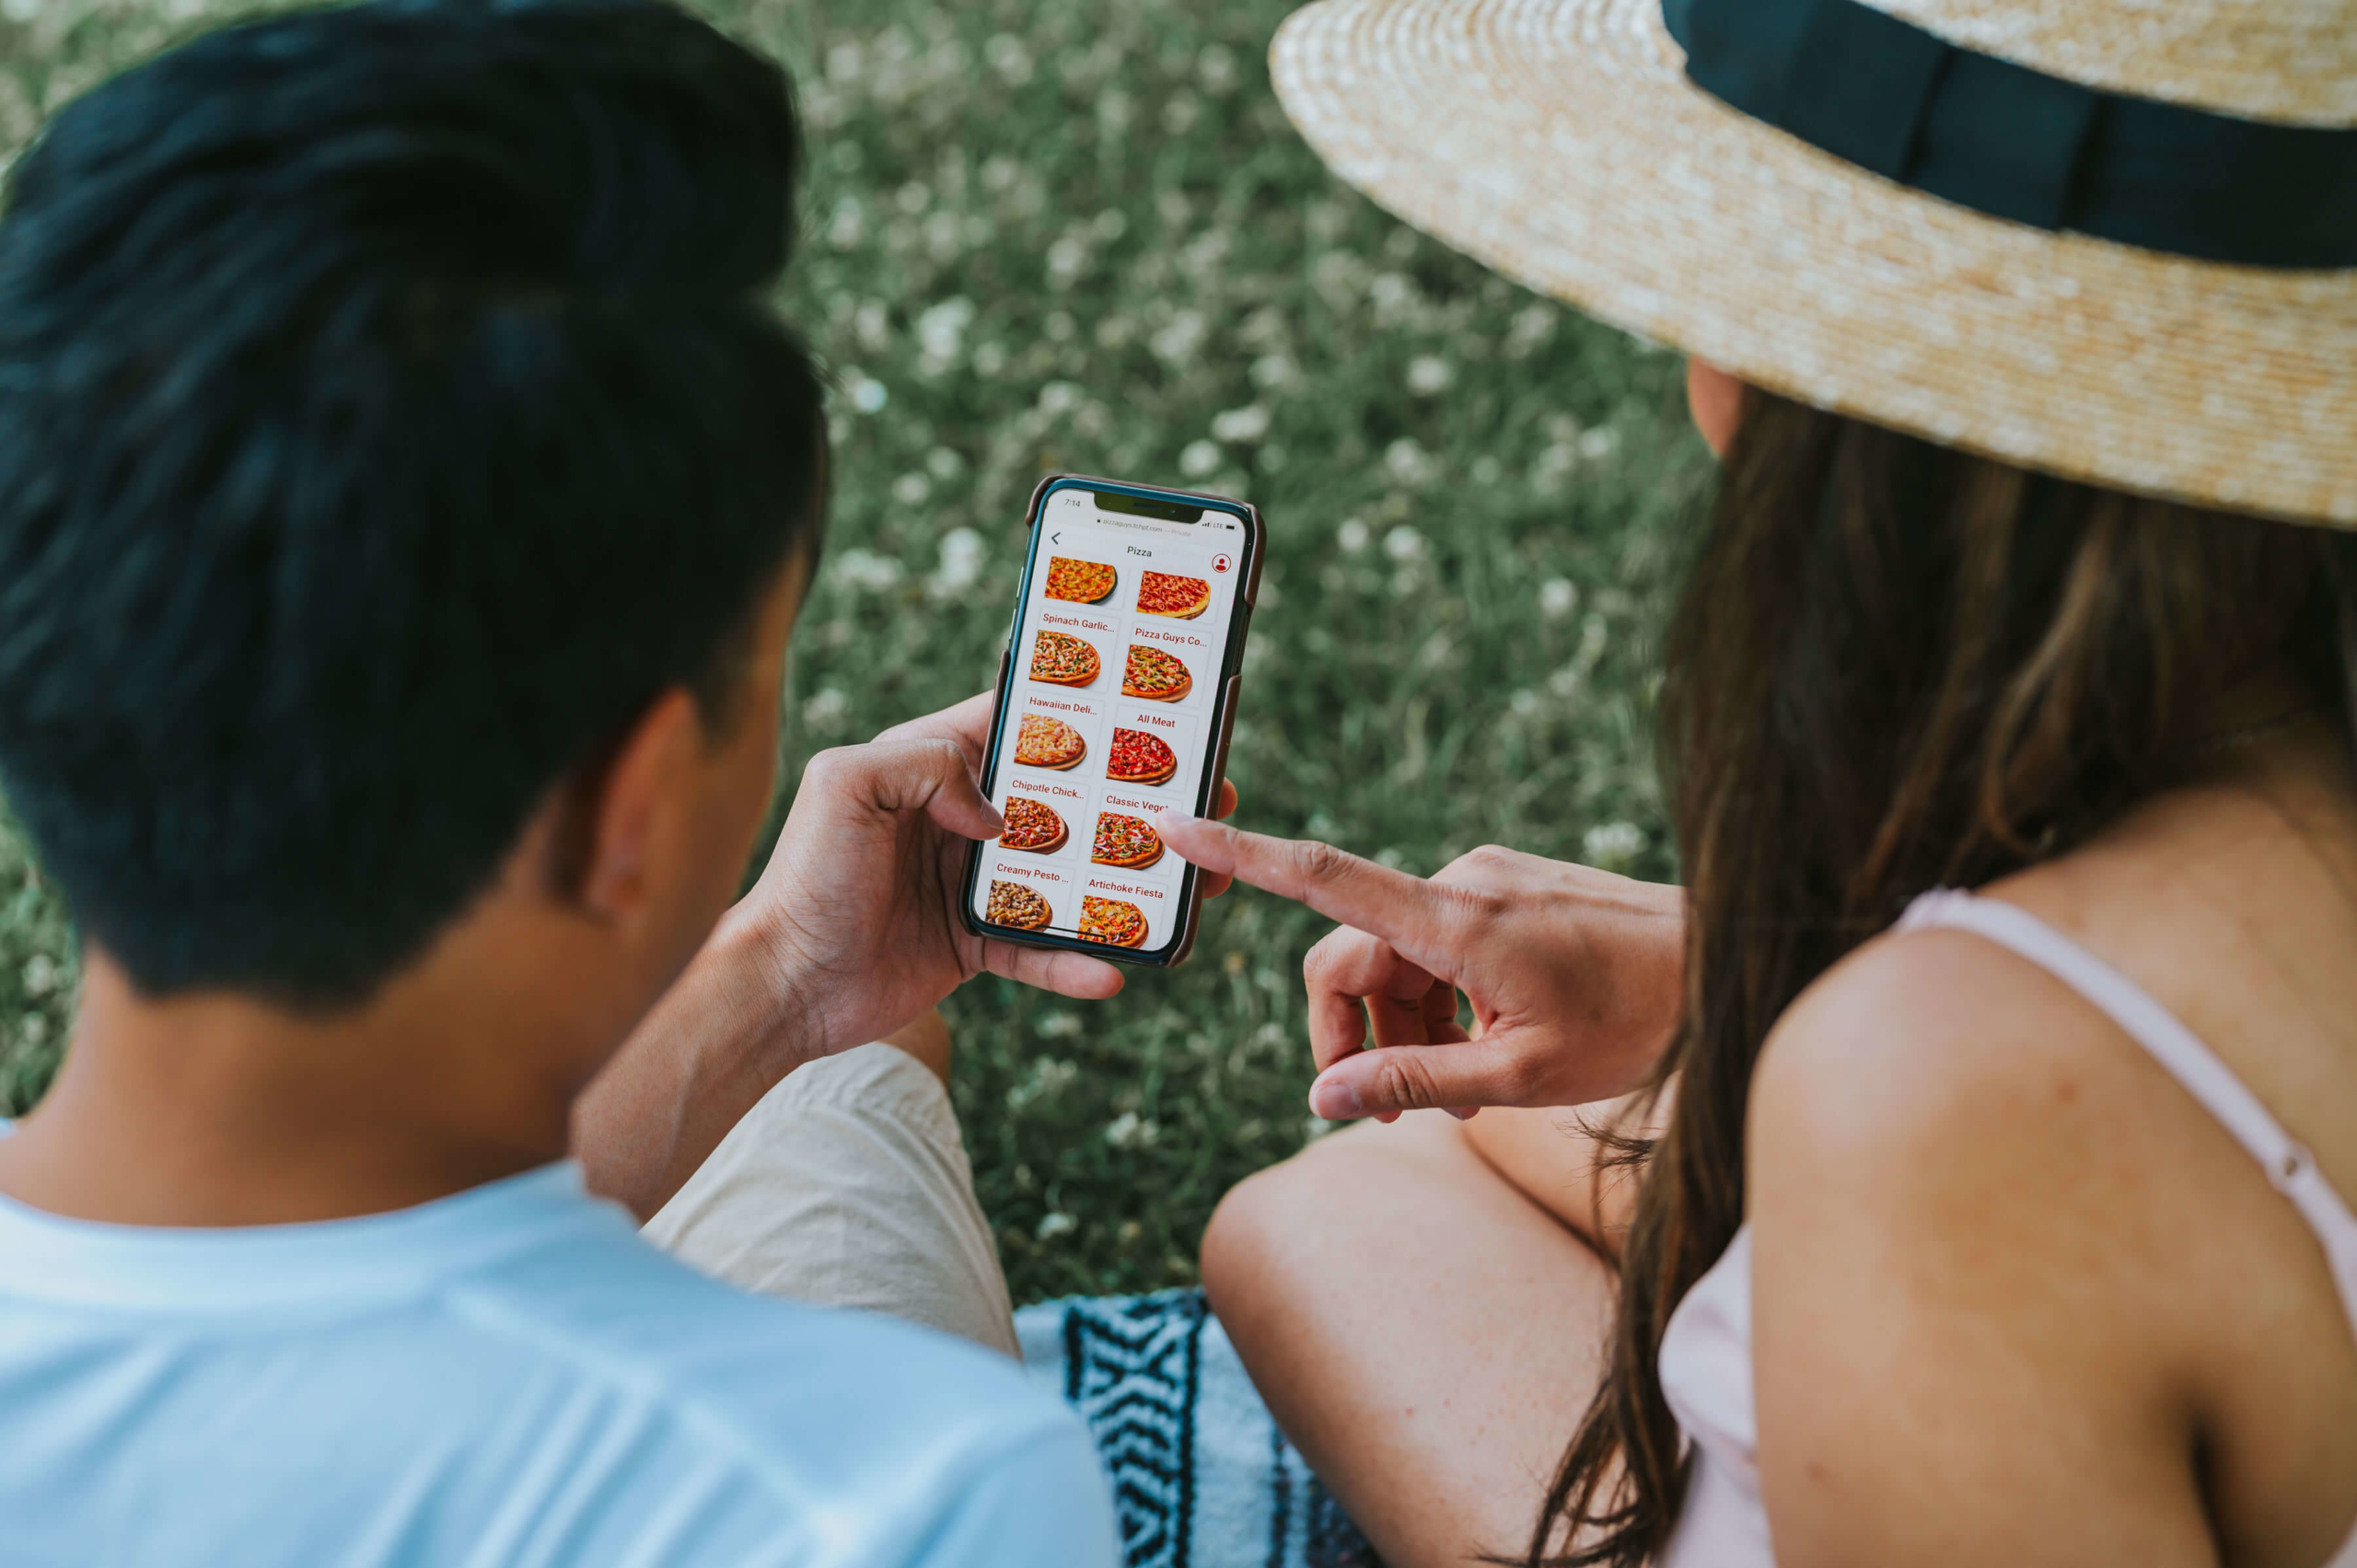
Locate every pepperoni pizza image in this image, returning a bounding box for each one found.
[1120,644,1191,702]
[998,796,1069,854]
[986,880,1054,931]
[1135,570,1211,620]
[1014,714,1087,770]
[1028,630,1100,688]
[1078,895,1149,948]
[1044,556,1118,604]
[1105,726,1178,786]
[1091,811,1164,870]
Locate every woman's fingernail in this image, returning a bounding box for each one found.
[1310,1079,1363,1120]
[1447,1106,1480,1121]
[1159,808,1198,831]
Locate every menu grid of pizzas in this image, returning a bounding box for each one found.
[974,493,1244,952]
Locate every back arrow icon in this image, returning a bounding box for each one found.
[1052,532,1063,545]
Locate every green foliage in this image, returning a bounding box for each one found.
[0,0,1706,1299]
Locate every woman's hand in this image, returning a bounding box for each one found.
[1158,817,1684,1120]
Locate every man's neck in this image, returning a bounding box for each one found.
[0,954,579,1227]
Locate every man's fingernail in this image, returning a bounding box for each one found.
[1309,1079,1362,1119]
[1447,1106,1479,1121]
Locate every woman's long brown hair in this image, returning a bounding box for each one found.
[1528,393,2357,1566]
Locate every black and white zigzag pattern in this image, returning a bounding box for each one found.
[1029,1289,1382,1568]
[1062,1292,1208,1568]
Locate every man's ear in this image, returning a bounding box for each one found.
[561,688,706,924]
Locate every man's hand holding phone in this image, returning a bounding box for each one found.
[1156,816,1685,1121]
[737,691,1236,1063]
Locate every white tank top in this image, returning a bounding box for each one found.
[1656,889,2357,1568]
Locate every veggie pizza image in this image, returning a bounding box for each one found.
[1091,811,1163,870]
[1077,895,1148,948]
[1134,570,1209,620]
[1043,556,1116,604]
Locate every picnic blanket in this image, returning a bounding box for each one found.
[1014,1289,1382,1568]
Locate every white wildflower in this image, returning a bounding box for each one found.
[914,296,973,361]
[1035,1212,1077,1240]
[802,687,852,732]
[1249,352,1299,390]
[1539,578,1579,618]
[1038,380,1083,416]
[1035,1011,1084,1040]
[1103,1111,1160,1149]
[1179,439,1223,478]
[927,528,986,597]
[1407,354,1455,395]
[1149,308,1208,366]
[1383,437,1438,486]
[971,342,1007,377]
[1336,517,1370,552]
[22,953,57,996]
[1198,42,1239,94]
[845,374,888,414]
[826,41,863,82]
[830,548,903,592]
[981,154,1020,192]
[1509,689,1539,716]
[1090,208,1129,243]
[1583,821,1647,870]
[1578,426,1621,460]
[1383,525,1426,562]
[1210,404,1271,444]
[894,180,930,215]
[891,472,932,505]
[1504,303,1558,358]
[983,34,1033,85]
[1046,234,1089,286]
[853,299,889,351]
[825,198,865,250]
[926,447,965,481]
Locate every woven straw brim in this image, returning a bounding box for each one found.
[1271,0,2357,527]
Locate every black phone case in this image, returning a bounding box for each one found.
[958,472,1265,968]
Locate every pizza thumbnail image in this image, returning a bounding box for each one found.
[1045,556,1118,604]
[1091,810,1164,870]
[986,879,1054,932]
[999,796,1069,854]
[1106,726,1178,786]
[1136,570,1211,620]
[1028,629,1100,687]
[1120,644,1191,703]
[1078,894,1149,948]
[1014,714,1087,770]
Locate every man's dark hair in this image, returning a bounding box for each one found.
[0,0,828,1008]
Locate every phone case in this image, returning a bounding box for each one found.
[960,472,1265,968]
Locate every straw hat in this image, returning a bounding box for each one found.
[1269,0,2357,526]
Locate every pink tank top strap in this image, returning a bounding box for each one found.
[1898,889,2357,1342]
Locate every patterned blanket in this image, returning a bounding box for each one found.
[1014,1290,1382,1568]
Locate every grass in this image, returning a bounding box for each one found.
[0,0,1707,1303]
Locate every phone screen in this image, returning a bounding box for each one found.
[967,478,1256,961]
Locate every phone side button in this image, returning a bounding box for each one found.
[995,644,1012,694]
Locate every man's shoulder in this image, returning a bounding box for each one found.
[458,1223,1106,1547]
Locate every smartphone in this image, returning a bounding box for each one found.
[958,474,1263,967]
